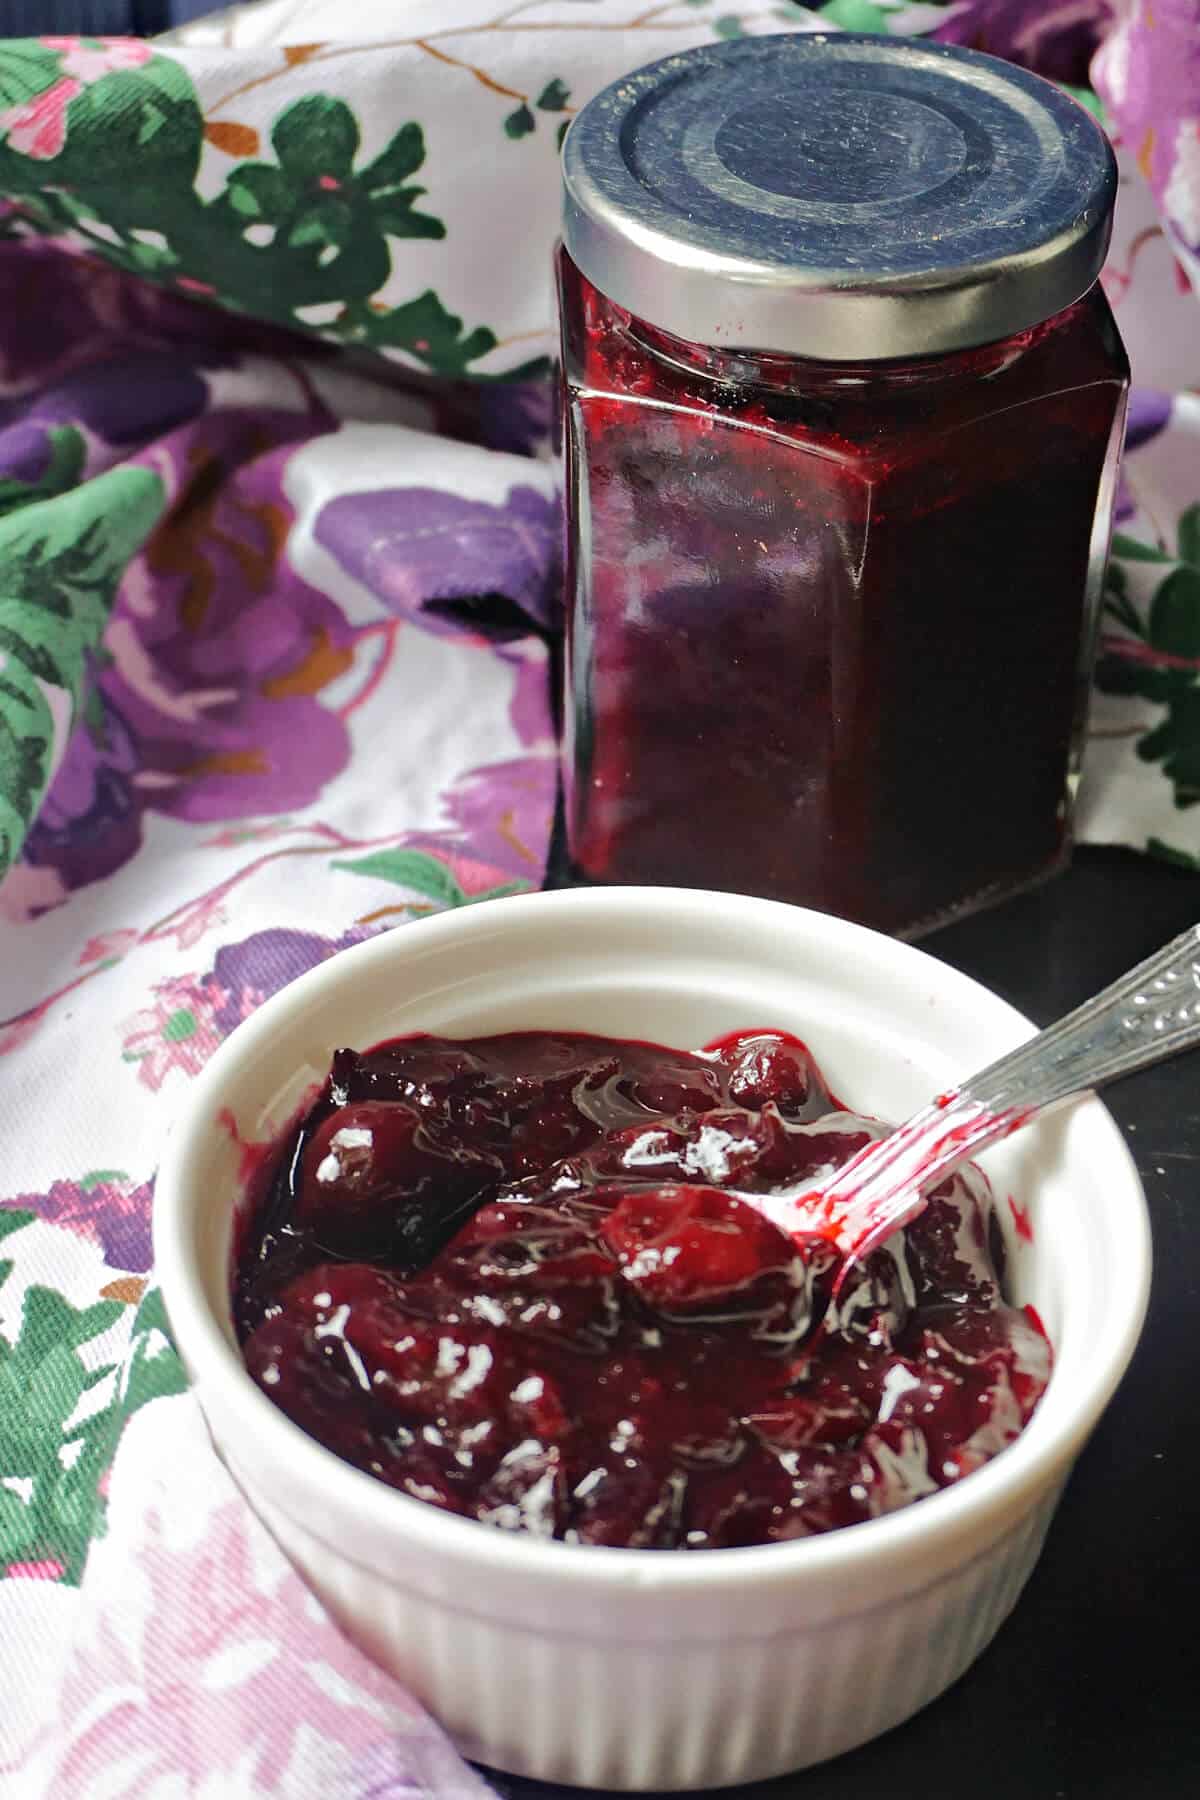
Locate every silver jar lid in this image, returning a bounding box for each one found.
[561,32,1116,361]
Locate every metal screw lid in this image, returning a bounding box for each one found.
[561,32,1117,361]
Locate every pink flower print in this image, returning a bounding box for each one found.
[1164,120,1200,253]
[201,819,295,849]
[0,1009,45,1059]
[5,1559,65,1582]
[153,885,229,953]
[42,36,153,83]
[121,973,228,1090]
[0,78,81,161]
[0,859,67,925]
[78,927,140,967]
[10,1398,482,1800]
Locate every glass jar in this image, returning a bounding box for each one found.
[554,32,1129,937]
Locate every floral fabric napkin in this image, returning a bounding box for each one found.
[0,3,1196,1795]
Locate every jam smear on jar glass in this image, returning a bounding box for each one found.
[235,1028,1050,1549]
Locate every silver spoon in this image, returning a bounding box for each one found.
[737,921,1200,1283]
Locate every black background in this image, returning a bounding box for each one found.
[487,847,1200,1800]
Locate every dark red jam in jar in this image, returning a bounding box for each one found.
[555,34,1129,936]
[235,1028,1051,1549]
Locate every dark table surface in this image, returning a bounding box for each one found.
[487,845,1200,1800]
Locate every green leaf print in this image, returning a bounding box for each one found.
[0,463,166,877]
[1111,532,1175,564]
[55,59,204,201]
[0,1486,35,1562]
[360,121,426,192]
[0,1283,121,1494]
[25,1343,87,1434]
[332,846,529,908]
[198,100,502,369]
[1136,690,1200,808]
[225,160,289,221]
[1146,837,1200,871]
[288,193,354,252]
[0,708,48,854]
[162,1008,198,1042]
[206,106,445,322]
[0,52,499,378]
[0,1264,187,1585]
[0,55,204,252]
[0,44,61,114]
[1177,504,1200,571]
[332,846,469,907]
[504,103,537,139]
[1097,506,1200,812]
[1055,82,1108,125]
[20,1289,124,1360]
[536,80,571,113]
[816,0,894,29]
[220,99,445,244]
[359,290,498,376]
[0,427,85,522]
[117,1286,188,1421]
[1148,567,1200,660]
[271,92,360,184]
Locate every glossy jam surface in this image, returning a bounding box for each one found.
[557,251,1128,936]
[236,1028,1050,1549]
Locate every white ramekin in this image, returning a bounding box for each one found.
[154,888,1150,1790]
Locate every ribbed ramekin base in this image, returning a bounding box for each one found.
[244,1479,1061,1791]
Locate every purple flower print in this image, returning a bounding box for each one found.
[1093,3,1200,249]
[0,242,114,389]
[473,378,555,458]
[314,483,560,635]
[120,925,373,1091]
[2,1173,153,1272]
[932,1,1107,85]
[348,1736,494,1800]
[422,755,555,883]
[0,421,52,485]
[1126,388,1173,450]
[22,408,358,896]
[0,238,333,398]
[24,685,143,890]
[1114,387,1173,522]
[0,352,210,449]
[207,925,372,1036]
[0,241,214,390]
[496,638,555,749]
